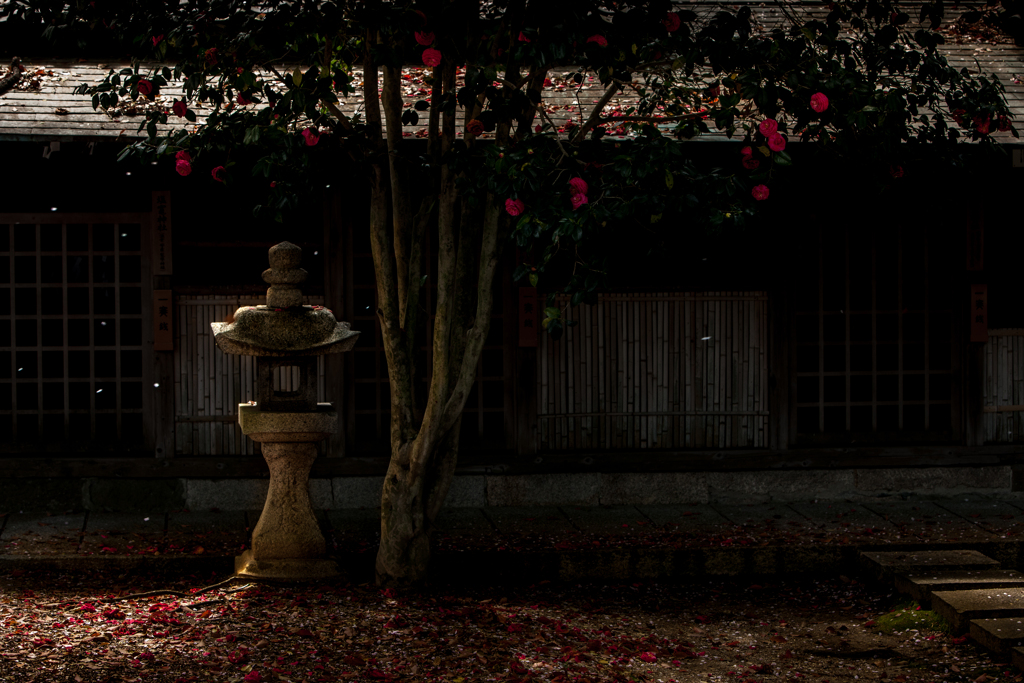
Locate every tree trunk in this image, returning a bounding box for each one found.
[375,418,461,586]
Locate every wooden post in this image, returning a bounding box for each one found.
[769,286,790,450]
[323,191,346,457]
[147,191,175,458]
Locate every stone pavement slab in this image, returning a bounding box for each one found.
[788,501,898,542]
[482,506,576,535]
[932,587,1024,633]
[560,505,656,535]
[636,504,733,532]
[970,617,1024,653]
[0,513,85,556]
[164,511,247,556]
[933,499,1024,539]
[712,503,819,545]
[435,508,493,534]
[861,549,1001,581]
[860,501,995,543]
[895,569,1024,604]
[78,513,165,556]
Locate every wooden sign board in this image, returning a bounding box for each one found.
[154,290,174,351]
[518,287,539,347]
[152,190,173,275]
[971,284,988,343]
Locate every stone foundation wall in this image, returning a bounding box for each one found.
[1,466,1019,513]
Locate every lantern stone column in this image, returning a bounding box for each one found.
[210,241,359,581]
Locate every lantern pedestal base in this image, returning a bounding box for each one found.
[234,549,340,581]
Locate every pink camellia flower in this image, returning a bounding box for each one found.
[639,652,658,663]
[586,35,608,47]
[751,184,770,201]
[740,145,752,158]
[243,671,261,683]
[175,159,192,176]
[568,177,588,196]
[211,166,226,183]
[505,198,525,216]
[742,157,760,170]
[175,150,191,162]
[810,92,829,113]
[172,100,187,117]
[518,31,531,42]
[571,193,589,210]
[302,128,320,146]
[152,35,164,47]
[767,132,786,152]
[758,118,778,136]
[415,31,435,46]
[466,119,485,136]
[422,48,442,67]
[663,12,682,32]
[137,79,153,96]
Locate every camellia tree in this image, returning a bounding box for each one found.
[5,0,1015,585]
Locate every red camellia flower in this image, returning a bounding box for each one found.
[890,165,904,178]
[751,184,770,201]
[204,48,218,66]
[568,177,588,195]
[810,92,829,113]
[175,150,191,162]
[466,119,485,136]
[742,157,760,170]
[151,35,163,47]
[301,128,320,146]
[415,31,434,46]
[505,198,525,216]
[137,79,153,96]
[974,115,991,134]
[586,35,608,47]
[951,108,966,126]
[996,115,1012,132]
[422,48,442,67]
[211,166,226,182]
[758,118,778,136]
[740,146,753,158]
[640,652,658,663]
[663,12,682,32]
[518,31,531,42]
[237,93,252,105]
[175,160,192,176]
[172,100,187,117]
[768,132,786,152]
[571,193,589,210]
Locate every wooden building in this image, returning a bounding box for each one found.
[2,49,1024,485]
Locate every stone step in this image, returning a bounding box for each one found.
[970,618,1024,654]
[895,569,1024,604]
[860,549,1000,582]
[931,588,1024,633]
[1013,646,1024,671]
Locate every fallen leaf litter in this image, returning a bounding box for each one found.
[0,570,1015,683]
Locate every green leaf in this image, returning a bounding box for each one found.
[529,273,539,287]
[544,307,560,319]
[774,151,793,166]
[665,170,674,189]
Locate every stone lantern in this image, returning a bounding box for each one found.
[211,241,358,580]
